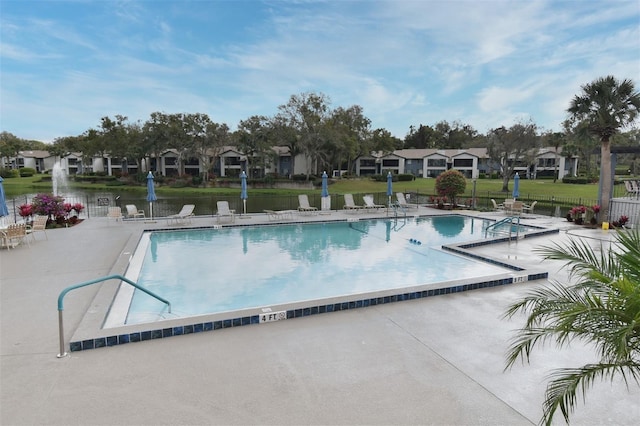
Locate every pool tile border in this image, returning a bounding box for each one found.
[69,215,556,353]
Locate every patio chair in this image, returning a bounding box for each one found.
[396,192,419,209]
[126,204,145,219]
[362,195,384,211]
[490,199,504,211]
[297,194,318,214]
[1,223,29,250]
[625,180,640,197]
[523,200,537,213]
[216,201,235,223]
[107,207,124,223]
[167,204,195,225]
[26,214,48,241]
[343,194,363,211]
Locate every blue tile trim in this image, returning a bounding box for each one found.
[69,271,550,353]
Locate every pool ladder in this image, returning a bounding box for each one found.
[388,202,407,218]
[484,216,521,239]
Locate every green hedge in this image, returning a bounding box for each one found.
[74,175,118,183]
[19,167,36,177]
[562,176,592,184]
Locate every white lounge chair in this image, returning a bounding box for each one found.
[126,204,145,219]
[297,195,318,214]
[343,194,363,211]
[167,204,195,225]
[523,200,537,213]
[264,209,294,221]
[490,199,504,211]
[216,201,235,223]
[26,214,48,241]
[1,223,29,249]
[396,192,419,209]
[362,195,384,211]
[107,207,123,223]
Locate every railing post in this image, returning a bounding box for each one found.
[57,310,67,358]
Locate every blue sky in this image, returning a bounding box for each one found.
[1,0,639,143]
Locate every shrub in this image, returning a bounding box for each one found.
[435,170,466,206]
[397,174,415,182]
[19,167,36,177]
[31,193,66,220]
[0,167,18,178]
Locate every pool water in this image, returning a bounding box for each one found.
[121,216,515,324]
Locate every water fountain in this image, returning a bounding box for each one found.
[52,162,69,196]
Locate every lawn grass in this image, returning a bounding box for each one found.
[2,174,599,200]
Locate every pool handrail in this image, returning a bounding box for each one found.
[484,216,521,239]
[57,274,171,358]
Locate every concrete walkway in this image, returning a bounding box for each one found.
[1,209,638,425]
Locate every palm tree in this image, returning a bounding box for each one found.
[504,229,640,425]
[567,76,640,222]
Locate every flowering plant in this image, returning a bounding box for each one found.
[18,204,33,218]
[72,203,85,214]
[31,193,66,221]
[611,215,629,228]
[567,205,600,225]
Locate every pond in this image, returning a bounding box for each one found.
[3,188,383,219]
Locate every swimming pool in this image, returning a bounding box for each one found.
[106,215,532,326]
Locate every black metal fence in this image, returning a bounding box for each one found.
[3,189,600,223]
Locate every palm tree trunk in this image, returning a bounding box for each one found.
[600,137,612,222]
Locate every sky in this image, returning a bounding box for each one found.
[1,0,639,143]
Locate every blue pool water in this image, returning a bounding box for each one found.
[121,216,516,324]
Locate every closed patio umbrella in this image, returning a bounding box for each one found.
[321,171,330,211]
[512,172,520,200]
[386,172,393,206]
[146,171,157,220]
[321,171,329,197]
[0,177,9,218]
[240,170,247,215]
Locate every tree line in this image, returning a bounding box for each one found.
[1,88,638,183]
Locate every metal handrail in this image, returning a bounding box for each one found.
[57,274,171,358]
[484,216,521,239]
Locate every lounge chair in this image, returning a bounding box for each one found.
[216,201,235,223]
[107,207,124,223]
[343,194,363,211]
[523,200,537,213]
[490,199,503,211]
[625,180,640,197]
[362,195,384,211]
[126,204,145,219]
[167,204,195,225]
[396,192,419,209]
[297,195,318,214]
[264,209,294,221]
[26,214,48,241]
[1,223,29,249]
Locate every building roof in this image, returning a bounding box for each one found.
[18,150,55,159]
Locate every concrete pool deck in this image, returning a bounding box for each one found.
[1,208,638,425]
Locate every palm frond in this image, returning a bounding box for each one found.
[541,362,640,426]
[506,228,640,425]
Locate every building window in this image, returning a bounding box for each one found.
[453,158,473,167]
[360,159,376,167]
[427,158,446,167]
[382,159,399,167]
